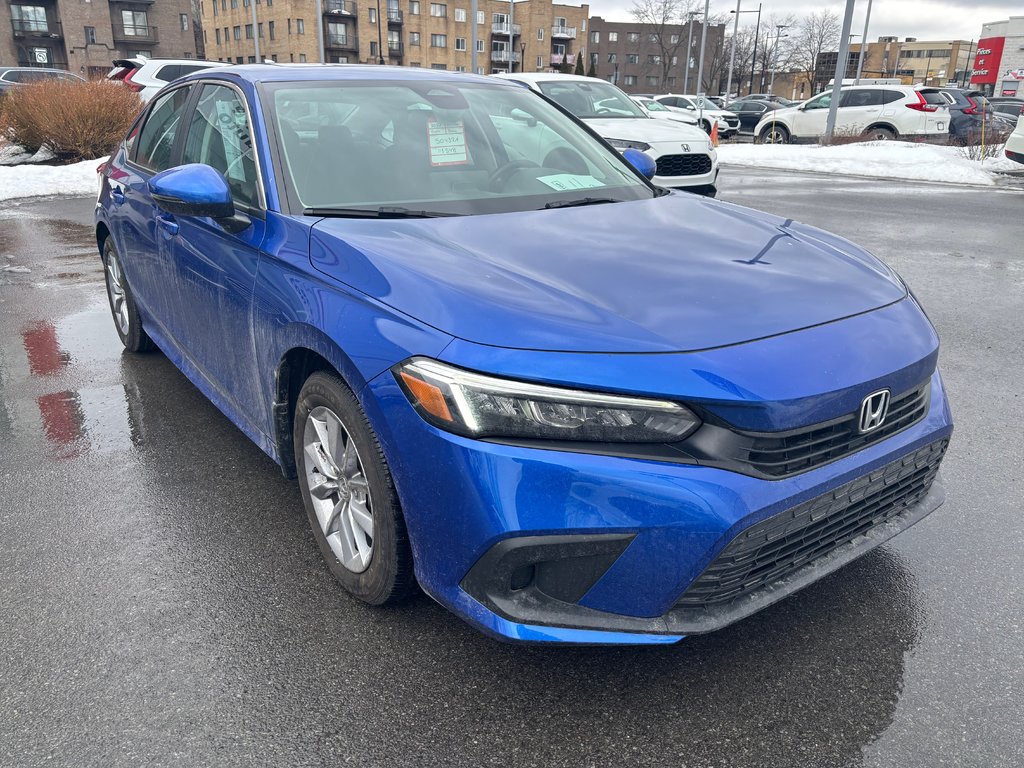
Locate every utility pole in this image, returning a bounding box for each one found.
[725,0,742,101]
[250,0,260,61]
[509,0,515,73]
[854,0,873,83]
[376,0,385,63]
[824,0,856,142]
[471,0,478,74]
[695,0,711,97]
[316,0,325,63]
[748,4,761,95]
[768,25,788,94]
[683,11,698,92]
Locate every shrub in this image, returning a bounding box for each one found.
[0,79,142,162]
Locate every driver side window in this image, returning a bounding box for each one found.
[181,84,260,209]
[134,86,192,172]
[804,93,833,111]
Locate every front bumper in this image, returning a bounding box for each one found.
[366,367,953,645]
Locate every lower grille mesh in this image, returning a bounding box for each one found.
[676,439,948,608]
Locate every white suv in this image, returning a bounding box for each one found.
[494,73,719,197]
[1005,112,1024,165]
[107,57,227,102]
[754,85,950,144]
[653,94,740,137]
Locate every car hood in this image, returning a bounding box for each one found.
[583,116,709,143]
[308,194,907,353]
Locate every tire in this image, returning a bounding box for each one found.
[759,124,790,144]
[102,237,155,353]
[700,120,713,134]
[293,370,415,605]
[864,126,896,141]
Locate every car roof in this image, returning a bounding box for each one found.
[492,72,607,85]
[0,66,74,75]
[186,63,507,87]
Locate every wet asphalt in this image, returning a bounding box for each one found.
[0,170,1021,768]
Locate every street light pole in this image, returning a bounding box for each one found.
[854,0,873,83]
[725,0,743,101]
[824,0,857,142]
[471,0,478,74]
[748,3,761,95]
[683,12,698,93]
[768,25,788,94]
[509,0,515,73]
[695,0,711,97]
[316,0,325,63]
[250,0,260,61]
[376,0,385,63]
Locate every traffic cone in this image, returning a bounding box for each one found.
[710,120,719,148]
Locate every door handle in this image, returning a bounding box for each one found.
[157,214,179,237]
[110,188,126,205]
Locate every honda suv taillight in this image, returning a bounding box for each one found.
[906,92,938,112]
[122,69,144,93]
[962,96,979,115]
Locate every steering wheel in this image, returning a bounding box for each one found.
[595,107,614,115]
[487,159,538,192]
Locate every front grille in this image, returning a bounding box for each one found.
[675,439,947,608]
[736,383,931,478]
[655,153,713,177]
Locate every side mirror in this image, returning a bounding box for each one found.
[622,148,657,180]
[149,164,235,219]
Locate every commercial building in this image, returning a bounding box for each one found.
[815,37,974,93]
[586,15,726,94]
[0,0,200,78]
[970,17,1024,97]
[201,0,589,75]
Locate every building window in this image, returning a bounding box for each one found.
[258,22,263,37]
[670,34,679,44]
[369,7,377,22]
[430,3,446,18]
[296,18,304,34]
[121,10,150,36]
[233,26,241,40]
[431,63,447,70]
[538,28,544,41]
[245,24,253,39]
[287,18,291,33]
[455,37,466,50]
[666,76,676,86]
[181,13,189,31]
[607,53,616,63]
[624,75,637,85]
[648,54,660,64]
[431,33,447,47]
[299,53,307,62]
[608,31,618,42]
[477,11,484,24]
[646,75,659,86]
[454,7,465,22]
[627,53,638,64]
[215,28,221,44]
[212,1,218,16]
[409,0,420,14]
[476,39,484,52]
[269,20,275,39]
[590,31,599,44]
[649,33,657,43]
[536,55,542,68]
[231,0,237,7]
[628,32,639,43]
[456,65,465,72]
[671,56,677,65]
[272,54,278,61]
[370,40,378,56]
[84,26,97,44]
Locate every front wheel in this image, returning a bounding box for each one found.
[102,238,155,353]
[759,124,790,144]
[294,371,415,605]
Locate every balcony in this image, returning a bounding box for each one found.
[551,26,576,39]
[323,0,357,15]
[550,52,570,66]
[11,19,63,40]
[491,22,521,36]
[490,50,521,63]
[388,41,403,57]
[325,33,359,52]
[112,23,158,45]
[386,9,403,24]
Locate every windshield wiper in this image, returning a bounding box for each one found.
[543,197,622,210]
[304,205,463,218]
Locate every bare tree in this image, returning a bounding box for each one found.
[630,0,703,85]
[789,10,841,94]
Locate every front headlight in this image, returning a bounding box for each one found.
[606,138,652,151]
[394,358,700,443]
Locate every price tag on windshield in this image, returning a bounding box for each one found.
[537,174,605,191]
[427,119,469,166]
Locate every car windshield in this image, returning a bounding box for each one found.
[267,80,653,215]
[640,99,670,112]
[536,80,648,119]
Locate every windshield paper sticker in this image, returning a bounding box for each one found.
[536,174,605,191]
[428,120,469,166]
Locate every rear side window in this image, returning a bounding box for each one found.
[155,64,181,82]
[840,89,882,108]
[178,64,212,77]
[133,86,192,172]
[879,90,904,104]
[920,90,948,106]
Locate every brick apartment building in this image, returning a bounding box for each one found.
[201,0,589,74]
[586,15,726,94]
[0,0,201,78]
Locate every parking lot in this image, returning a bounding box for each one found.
[1,169,1021,767]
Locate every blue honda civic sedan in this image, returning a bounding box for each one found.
[95,65,952,645]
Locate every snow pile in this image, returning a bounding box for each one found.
[0,159,101,202]
[717,141,1019,186]
[0,143,57,166]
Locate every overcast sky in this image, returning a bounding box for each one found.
[587,1,1018,43]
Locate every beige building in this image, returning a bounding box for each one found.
[832,37,975,89]
[201,0,588,74]
[0,0,200,78]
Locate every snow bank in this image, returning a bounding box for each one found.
[717,141,1017,186]
[0,159,101,202]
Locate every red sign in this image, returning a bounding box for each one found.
[971,36,1005,85]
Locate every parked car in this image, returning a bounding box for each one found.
[726,98,785,134]
[745,93,797,106]
[0,67,85,95]
[652,94,740,136]
[96,65,953,646]
[1005,112,1024,164]
[496,73,718,196]
[107,57,227,102]
[755,85,950,144]
[935,87,1011,145]
[630,95,699,126]
[989,97,1024,120]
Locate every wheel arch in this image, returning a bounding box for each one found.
[864,122,899,137]
[96,221,111,256]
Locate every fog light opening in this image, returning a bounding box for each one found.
[510,564,535,591]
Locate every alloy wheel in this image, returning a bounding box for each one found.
[303,405,374,573]
[105,250,130,336]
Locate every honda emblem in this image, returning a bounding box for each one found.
[858,390,891,433]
